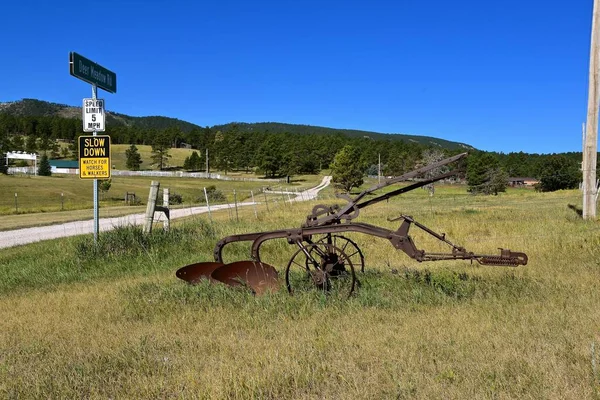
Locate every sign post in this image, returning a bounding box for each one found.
[70,52,116,243]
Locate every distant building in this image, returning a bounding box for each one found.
[49,160,79,174]
[508,177,539,187]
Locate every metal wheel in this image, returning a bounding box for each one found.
[310,234,365,273]
[286,242,357,298]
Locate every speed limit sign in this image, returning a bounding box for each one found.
[82,98,105,132]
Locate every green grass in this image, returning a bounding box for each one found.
[110,144,197,170]
[0,187,599,398]
[0,173,324,220]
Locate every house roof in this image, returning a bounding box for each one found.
[49,160,79,168]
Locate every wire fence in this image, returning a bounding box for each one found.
[0,184,327,216]
[0,182,585,216]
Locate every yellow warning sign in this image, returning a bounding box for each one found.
[79,135,111,179]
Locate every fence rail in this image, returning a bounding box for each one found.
[6,167,285,182]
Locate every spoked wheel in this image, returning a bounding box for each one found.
[286,242,357,298]
[310,234,365,273]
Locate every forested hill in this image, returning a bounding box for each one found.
[0,99,591,182]
[212,122,474,151]
[0,99,200,133]
[0,99,473,151]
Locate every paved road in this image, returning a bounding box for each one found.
[0,176,332,250]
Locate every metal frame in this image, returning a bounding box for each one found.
[212,152,528,267]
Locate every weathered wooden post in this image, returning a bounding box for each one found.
[233,189,239,222]
[162,188,170,231]
[263,190,269,211]
[251,190,258,219]
[143,181,160,234]
[203,187,212,222]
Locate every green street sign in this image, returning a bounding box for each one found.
[69,52,117,93]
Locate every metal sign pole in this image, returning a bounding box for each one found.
[70,52,115,243]
[92,84,99,242]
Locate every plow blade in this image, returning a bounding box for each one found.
[176,262,224,284]
[212,261,280,295]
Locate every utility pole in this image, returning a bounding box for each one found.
[582,123,587,214]
[584,0,600,219]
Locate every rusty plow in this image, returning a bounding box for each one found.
[176,152,528,297]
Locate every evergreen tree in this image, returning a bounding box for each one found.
[25,135,37,153]
[60,146,70,159]
[255,134,283,177]
[125,144,143,170]
[150,131,171,170]
[12,135,24,151]
[0,153,7,174]
[484,167,509,195]
[37,153,51,176]
[188,151,202,170]
[330,145,365,193]
[467,153,508,195]
[50,140,60,159]
[69,141,79,160]
[537,155,580,192]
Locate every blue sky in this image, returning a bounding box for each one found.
[0,0,593,154]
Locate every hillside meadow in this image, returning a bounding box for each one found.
[110,144,197,171]
[0,186,599,398]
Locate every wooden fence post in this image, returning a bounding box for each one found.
[233,189,239,222]
[204,187,212,222]
[143,181,160,234]
[162,188,170,231]
[263,191,269,211]
[251,190,258,219]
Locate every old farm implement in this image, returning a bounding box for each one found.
[176,152,528,296]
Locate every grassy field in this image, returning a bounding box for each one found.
[110,144,197,170]
[0,173,323,219]
[0,186,599,398]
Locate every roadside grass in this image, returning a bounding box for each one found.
[1,187,599,398]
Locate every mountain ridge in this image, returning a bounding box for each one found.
[0,98,475,151]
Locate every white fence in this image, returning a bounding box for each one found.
[7,167,285,182]
[111,170,284,182]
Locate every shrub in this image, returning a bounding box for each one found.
[198,185,226,203]
[169,192,183,205]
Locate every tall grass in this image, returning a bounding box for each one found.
[1,187,599,398]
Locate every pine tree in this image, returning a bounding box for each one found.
[0,153,7,174]
[125,144,143,171]
[188,151,201,170]
[150,131,171,170]
[37,153,52,176]
[467,153,508,194]
[330,145,365,193]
